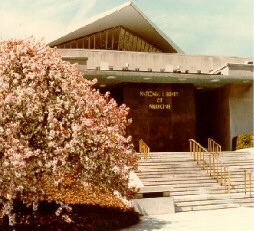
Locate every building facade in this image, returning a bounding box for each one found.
[49,2,253,152]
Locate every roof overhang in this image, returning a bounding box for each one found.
[81,70,253,89]
[48,2,183,53]
[211,63,254,74]
[210,63,254,78]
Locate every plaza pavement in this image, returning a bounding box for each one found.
[122,207,254,231]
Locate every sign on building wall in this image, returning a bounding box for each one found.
[123,83,195,152]
[139,90,180,110]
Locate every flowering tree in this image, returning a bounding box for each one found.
[0,38,138,224]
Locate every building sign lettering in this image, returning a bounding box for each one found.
[139,90,180,110]
[140,91,179,97]
[149,104,171,110]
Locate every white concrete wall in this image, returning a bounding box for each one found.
[229,84,253,149]
[221,64,254,77]
[57,49,252,74]
[228,68,253,77]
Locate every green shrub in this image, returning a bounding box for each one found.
[236,133,254,150]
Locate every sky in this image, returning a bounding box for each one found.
[0,0,253,57]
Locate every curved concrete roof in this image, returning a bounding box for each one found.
[48,2,183,53]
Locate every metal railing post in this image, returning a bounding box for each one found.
[203,150,205,169]
[197,144,199,162]
[199,146,202,163]
[197,145,199,164]
[190,141,192,158]
[193,143,196,161]
[144,145,147,160]
[146,146,148,160]
[195,143,197,161]
[146,145,148,160]
[209,154,212,176]
[197,146,201,164]
[144,145,146,160]
[189,139,230,194]
[196,143,198,161]
[194,143,196,161]
[213,154,215,178]
[139,139,150,161]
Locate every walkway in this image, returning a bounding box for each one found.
[122,207,254,231]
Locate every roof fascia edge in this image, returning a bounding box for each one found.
[48,2,133,47]
[49,1,184,54]
[129,2,184,54]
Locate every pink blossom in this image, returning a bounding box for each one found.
[0,38,138,225]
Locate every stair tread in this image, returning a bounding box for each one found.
[136,151,254,212]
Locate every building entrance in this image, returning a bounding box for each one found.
[102,83,196,152]
[195,86,230,150]
[100,83,244,152]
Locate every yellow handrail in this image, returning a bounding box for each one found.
[208,139,253,196]
[189,139,231,193]
[208,138,221,156]
[139,139,150,160]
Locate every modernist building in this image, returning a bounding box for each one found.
[49,2,253,152]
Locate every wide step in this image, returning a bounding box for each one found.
[136,151,254,213]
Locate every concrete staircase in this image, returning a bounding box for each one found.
[136,151,254,212]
